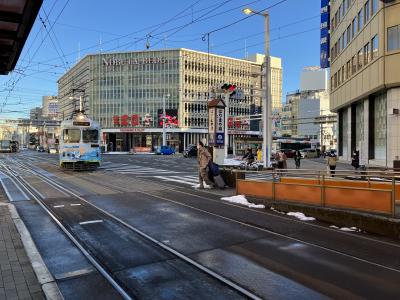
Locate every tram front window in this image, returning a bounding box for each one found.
[63,129,81,143]
[82,129,98,143]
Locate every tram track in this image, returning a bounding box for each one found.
[5,155,400,298]
[0,157,260,300]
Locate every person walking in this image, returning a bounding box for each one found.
[351,150,360,170]
[282,151,288,170]
[197,141,213,189]
[256,146,262,162]
[327,150,338,176]
[294,150,301,169]
[242,147,255,165]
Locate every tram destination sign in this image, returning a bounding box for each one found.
[73,121,90,126]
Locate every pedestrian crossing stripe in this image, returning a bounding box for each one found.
[153,175,198,185]
[100,163,181,174]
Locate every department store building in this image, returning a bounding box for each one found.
[58,48,282,152]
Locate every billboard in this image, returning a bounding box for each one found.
[158,109,178,128]
[320,0,330,68]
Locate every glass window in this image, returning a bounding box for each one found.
[374,93,386,160]
[346,61,351,79]
[338,69,341,85]
[343,31,347,48]
[364,1,370,24]
[388,25,400,51]
[371,35,379,59]
[358,9,363,31]
[357,49,363,70]
[63,129,80,143]
[352,17,357,36]
[82,130,99,143]
[341,65,345,82]
[371,0,378,15]
[364,42,370,65]
[352,55,357,74]
[347,25,351,43]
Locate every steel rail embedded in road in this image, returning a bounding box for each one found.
[0,160,133,300]
[6,157,262,300]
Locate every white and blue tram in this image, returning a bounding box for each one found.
[59,114,101,170]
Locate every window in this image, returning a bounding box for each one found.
[346,61,351,79]
[343,31,347,48]
[371,0,378,15]
[339,4,343,20]
[364,42,370,65]
[357,48,363,70]
[358,9,363,31]
[63,129,80,143]
[338,69,341,85]
[352,55,357,74]
[364,1,370,24]
[371,35,379,59]
[388,25,400,51]
[338,36,342,53]
[341,65,345,83]
[82,130,99,143]
[352,17,357,36]
[347,25,351,43]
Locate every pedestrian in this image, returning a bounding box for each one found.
[351,150,360,170]
[281,151,288,170]
[327,150,338,176]
[197,141,213,189]
[242,147,255,165]
[276,151,283,170]
[257,146,262,162]
[294,150,301,169]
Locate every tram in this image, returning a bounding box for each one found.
[59,112,101,170]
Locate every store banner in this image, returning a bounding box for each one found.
[320,0,330,68]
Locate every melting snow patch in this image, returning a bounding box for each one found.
[329,225,339,229]
[270,207,285,214]
[287,212,315,221]
[221,195,265,209]
[330,225,361,232]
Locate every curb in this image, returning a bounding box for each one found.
[7,203,64,300]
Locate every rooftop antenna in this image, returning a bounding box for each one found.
[146,34,151,49]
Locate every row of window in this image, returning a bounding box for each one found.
[331,35,378,90]
[331,0,378,61]
[184,61,250,78]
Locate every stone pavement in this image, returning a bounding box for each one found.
[0,203,45,300]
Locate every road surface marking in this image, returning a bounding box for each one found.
[53,205,65,208]
[79,220,103,225]
[70,203,81,206]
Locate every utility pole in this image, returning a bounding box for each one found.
[162,94,170,146]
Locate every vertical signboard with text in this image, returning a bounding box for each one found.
[320,0,330,68]
[215,108,225,145]
[208,108,216,145]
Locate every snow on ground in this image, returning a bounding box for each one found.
[223,158,243,166]
[286,212,316,221]
[270,207,285,214]
[329,225,361,232]
[221,195,265,209]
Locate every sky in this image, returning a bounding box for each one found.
[0,0,322,120]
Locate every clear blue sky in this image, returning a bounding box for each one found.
[0,0,321,119]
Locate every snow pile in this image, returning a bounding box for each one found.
[329,225,361,232]
[286,212,316,221]
[221,195,265,209]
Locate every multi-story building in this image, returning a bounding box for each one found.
[58,48,282,152]
[329,0,400,167]
[29,107,42,121]
[42,96,59,119]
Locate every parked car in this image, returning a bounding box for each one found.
[156,145,175,155]
[37,146,45,152]
[48,147,58,154]
[300,148,319,158]
[183,145,197,158]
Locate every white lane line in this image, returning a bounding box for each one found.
[70,203,81,206]
[79,220,103,225]
[154,176,198,185]
[53,205,65,208]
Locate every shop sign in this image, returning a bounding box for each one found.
[320,0,330,68]
[113,114,142,127]
[120,128,145,132]
[215,133,224,145]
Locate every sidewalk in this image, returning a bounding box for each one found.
[0,201,45,299]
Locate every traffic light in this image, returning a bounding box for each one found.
[221,83,236,96]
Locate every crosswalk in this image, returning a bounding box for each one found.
[99,161,181,175]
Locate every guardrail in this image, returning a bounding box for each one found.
[234,169,399,217]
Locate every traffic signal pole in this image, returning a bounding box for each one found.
[224,92,229,158]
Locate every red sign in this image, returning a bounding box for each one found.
[235,120,241,128]
[113,115,120,125]
[228,117,233,128]
[121,114,129,126]
[131,114,139,126]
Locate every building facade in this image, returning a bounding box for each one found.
[329,0,400,167]
[58,48,282,152]
[41,96,59,119]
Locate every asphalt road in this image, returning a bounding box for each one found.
[1,150,399,299]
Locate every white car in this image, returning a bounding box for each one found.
[49,147,58,154]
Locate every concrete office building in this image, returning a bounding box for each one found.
[58,48,282,152]
[41,96,59,119]
[329,0,400,167]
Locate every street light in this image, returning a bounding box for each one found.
[243,7,271,168]
[162,93,170,146]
